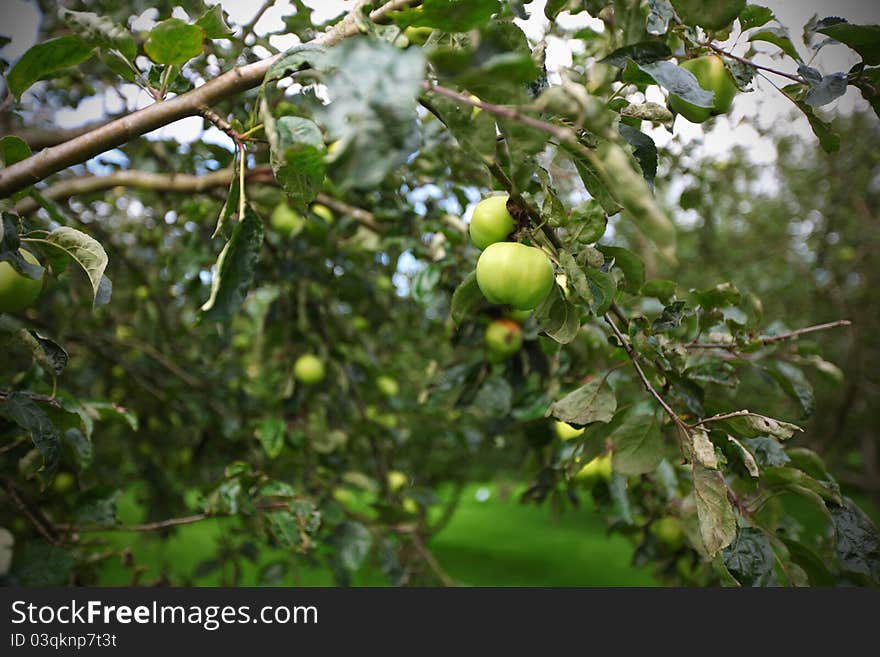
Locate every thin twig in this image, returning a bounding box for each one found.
[411,533,456,586]
[703,42,806,84]
[690,409,756,428]
[603,313,691,436]
[686,319,851,349]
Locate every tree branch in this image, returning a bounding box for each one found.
[0,0,418,199]
[603,312,691,436]
[685,319,851,349]
[703,43,806,84]
[14,167,382,232]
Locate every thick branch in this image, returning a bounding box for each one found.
[14,167,381,232]
[0,0,416,199]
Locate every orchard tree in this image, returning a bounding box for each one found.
[1,0,879,586]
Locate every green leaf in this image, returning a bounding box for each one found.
[36,227,109,307]
[803,72,848,107]
[765,361,815,418]
[11,543,74,586]
[558,251,592,305]
[7,36,95,100]
[75,489,120,528]
[255,417,286,459]
[721,413,802,440]
[749,26,801,61]
[739,5,774,30]
[762,467,841,504]
[58,8,137,60]
[262,111,326,206]
[817,22,880,66]
[639,61,715,108]
[63,428,93,471]
[0,392,61,483]
[332,521,373,571]
[547,379,617,426]
[742,436,790,467]
[641,279,676,303]
[645,0,675,35]
[320,38,424,190]
[781,84,840,152]
[450,271,482,325]
[535,285,581,343]
[611,412,664,475]
[212,163,239,239]
[25,330,68,376]
[144,18,205,66]
[830,498,880,583]
[618,124,658,187]
[567,147,623,215]
[595,141,676,258]
[196,5,235,39]
[200,205,265,321]
[0,136,33,167]
[567,201,607,244]
[652,300,688,333]
[780,537,836,586]
[600,41,672,68]
[671,0,746,30]
[723,527,775,586]
[597,245,645,294]
[692,462,737,555]
[396,0,501,32]
[585,267,617,315]
[473,376,513,418]
[693,281,740,309]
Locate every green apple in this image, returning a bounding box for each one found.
[387,470,408,492]
[311,203,334,223]
[506,308,532,324]
[668,55,737,124]
[0,249,43,313]
[294,353,325,384]
[484,318,523,359]
[402,496,419,514]
[404,25,433,46]
[651,516,685,551]
[470,194,515,250]
[52,472,75,494]
[575,453,612,483]
[377,375,399,397]
[555,421,584,441]
[270,202,304,238]
[476,242,555,310]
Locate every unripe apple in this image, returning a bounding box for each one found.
[668,55,737,124]
[651,516,685,551]
[555,421,584,441]
[294,353,325,384]
[575,453,613,483]
[402,496,419,514]
[270,202,304,238]
[377,375,399,397]
[476,242,555,310]
[387,470,408,492]
[0,249,43,313]
[404,25,433,46]
[470,194,515,250]
[311,203,334,223]
[484,318,523,359]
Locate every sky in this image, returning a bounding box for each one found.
[2,0,878,164]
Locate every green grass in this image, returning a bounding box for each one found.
[95,482,656,587]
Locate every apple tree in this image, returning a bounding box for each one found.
[1,0,879,586]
